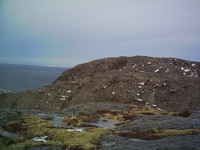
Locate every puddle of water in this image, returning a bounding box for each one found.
[83,117,118,129]
[0,130,19,138]
[32,112,67,127]
[130,138,145,142]
[103,142,116,147]
[48,115,66,127]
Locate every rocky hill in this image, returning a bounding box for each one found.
[0,56,200,111]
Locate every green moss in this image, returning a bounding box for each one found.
[2,114,113,150]
[155,129,200,138]
[0,136,41,150]
[127,105,167,116]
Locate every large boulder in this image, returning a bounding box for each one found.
[0,56,200,111]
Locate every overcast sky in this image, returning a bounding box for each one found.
[0,0,200,67]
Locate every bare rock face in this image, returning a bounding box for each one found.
[0,56,200,111]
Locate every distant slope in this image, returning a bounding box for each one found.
[0,64,68,92]
[0,56,200,111]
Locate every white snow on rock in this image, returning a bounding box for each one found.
[32,136,48,142]
[103,85,107,89]
[66,128,84,132]
[165,69,170,73]
[112,92,115,95]
[136,93,140,96]
[132,65,138,68]
[170,89,176,92]
[135,98,143,102]
[60,97,66,101]
[184,69,190,72]
[138,82,145,85]
[67,90,72,93]
[147,62,151,65]
[181,67,190,72]
[192,63,196,67]
[154,69,159,73]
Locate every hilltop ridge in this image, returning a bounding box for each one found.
[0,56,200,111]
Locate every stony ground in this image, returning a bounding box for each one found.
[1,102,200,150]
[1,56,200,112]
[99,134,200,150]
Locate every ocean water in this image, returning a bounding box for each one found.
[0,64,68,92]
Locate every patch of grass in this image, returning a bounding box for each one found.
[155,129,200,138]
[62,105,180,128]
[62,115,99,126]
[0,136,42,150]
[126,105,167,116]
[2,114,114,150]
[62,116,82,126]
[171,110,191,117]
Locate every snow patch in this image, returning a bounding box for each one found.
[132,65,138,68]
[181,67,191,73]
[138,82,145,85]
[32,136,48,142]
[135,98,143,102]
[112,92,115,95]
[60,97,66,101]
[165,69,170,73]
[170,89,176,92]
[66,128,84,132]
[67,90,72,93]
[154,69,159,73]
[192,63,196,67]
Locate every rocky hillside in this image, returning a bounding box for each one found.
[0,56,200,111]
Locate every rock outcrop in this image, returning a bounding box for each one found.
[0,56,200,111]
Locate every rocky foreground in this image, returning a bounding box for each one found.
[0,102,200,150]
[0,56,200,149]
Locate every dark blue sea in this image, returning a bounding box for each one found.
[0,64,68,92]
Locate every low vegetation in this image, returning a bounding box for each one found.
[62,104,192,128]
[155,129,200,138]
[1,105,197,150]
[1,114,114,150]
